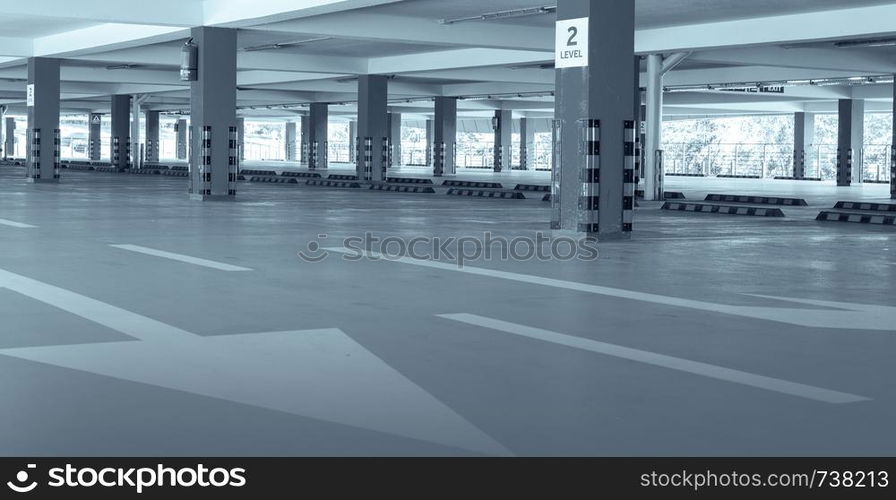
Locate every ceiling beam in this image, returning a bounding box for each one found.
[663,65,878,87]
[253,12,553,51]
[33,24,189,58]
[369,48,552,74]
[204,0,402,26]
[0,1,201,26]
[0,37,32,58]
[636,4,896,53]
[67,45,367,74]
[691,46,896,74]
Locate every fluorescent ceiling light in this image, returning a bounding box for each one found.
[834,37,896,48]
[440,6,556,25]
[242,37,333,52]
[105,64,139,70]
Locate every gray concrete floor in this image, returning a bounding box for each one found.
[0,163,894,456]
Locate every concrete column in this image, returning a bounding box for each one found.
[175,118,188,160]
[284,121,297,161]
[131,96,145,167]
[387,112,401,167]
[493,110,512,172]
[5,117,16,159]
[144,110,159,163]
[110,94,130,169]
[355,75,388,181]
[300,115,309,164]
[520,117,535,170]
[348,120,357,163]
[793,112,814,179]
[639,103,646,179]
[555,0,636,238]
[308,103,328,169]
[236,117,244,160]
[433,97,457,176]
[644,54,663,200]
[0,107,6,159]
[892,79,896,199]
[189,26,237,200]
[837,99,864,186]
[88,113,101,161]
[424,119,433,166]
[26,57,61,182]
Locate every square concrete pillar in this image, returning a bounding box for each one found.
[493,110,512,172]
[356,75,388,181]
[5,117,16,159]
[793,112,814,179]
[308,103,328,169]
[387,112,401,167]
[110,94,130,169]
[519,117,535,170]
[891,80,896,199]
[348,120,357,163]
[88,113,102,161]
[189,26,237,200]
[175,118,188,160]
[424,119,433,166]
[236,117,244,160]
[639,103,646,179]
[555,0,636,238]
[433,97,457,176]
[26,57,61,182]
[837,99,864,186]
[285,121,297,161]
[300,115,309,164]
[144,110,160,163]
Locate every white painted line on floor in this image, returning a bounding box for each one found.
[630,236,764,242]
[323,248,896,332]
[110,244,252,272]
[0,218,37,228]
[438,313,868,404]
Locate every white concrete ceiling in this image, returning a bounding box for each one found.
[0,0,895,119]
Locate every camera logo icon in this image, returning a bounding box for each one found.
[7,464,38,493]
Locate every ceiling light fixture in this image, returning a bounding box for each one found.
[105,64,139,70]
[440,5,556,25]
[833,37,896,48]
[242,37,333,52]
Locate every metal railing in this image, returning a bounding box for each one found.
[328,142,351,163]
[455,142,553,170]
[664,142,894,181]
[402,145,429,166]
[243,142,284,161]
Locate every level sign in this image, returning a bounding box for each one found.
[555,18,589,69]
[26,84,34,107]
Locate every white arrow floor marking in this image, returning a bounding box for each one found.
[438,313,868,404]
[0,268,510,456]
[324,248,896,332]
